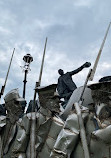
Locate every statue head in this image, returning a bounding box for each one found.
[37,84,60,114]
[58,69,64,76]
[88,82,111,122]
[95,103,111,120]
[4,89,26,124]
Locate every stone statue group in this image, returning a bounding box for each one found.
[0,62,111,158]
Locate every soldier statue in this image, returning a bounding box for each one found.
[57,62,91,107]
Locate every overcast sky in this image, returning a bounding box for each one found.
[0,0,111,104]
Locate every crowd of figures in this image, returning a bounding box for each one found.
[0,22,111,158]
[0,79,111,158]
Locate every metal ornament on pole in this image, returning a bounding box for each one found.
[22,54,33,99]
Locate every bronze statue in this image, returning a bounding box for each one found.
[57,62,91,106]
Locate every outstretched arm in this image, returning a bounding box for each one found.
[69,62,91,76]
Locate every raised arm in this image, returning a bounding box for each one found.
[69,62,91,76]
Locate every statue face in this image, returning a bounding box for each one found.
[5,99,23,124]
[39,95,60,113]
[4,89,26,124]
[46,96,60,113]
[38,84,60,113]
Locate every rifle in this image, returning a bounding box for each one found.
[0,48,15,100]
[30,38,47,158]
[0,48,15,158]
[74,102,90,158]
[74,22,111,158]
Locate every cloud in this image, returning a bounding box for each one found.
[0,26,12,35]
[73,0,93,7]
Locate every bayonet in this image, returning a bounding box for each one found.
[33,37,48,101]
[79,22,111,103]
[89,22,111,81]
[0,48,15,100]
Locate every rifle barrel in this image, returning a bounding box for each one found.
[38,37,47,85]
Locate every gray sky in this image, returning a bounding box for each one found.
[0,0,111,103]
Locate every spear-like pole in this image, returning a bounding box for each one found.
[33,37,48,101]
[30,38,47,158]
[0,48,15,100]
